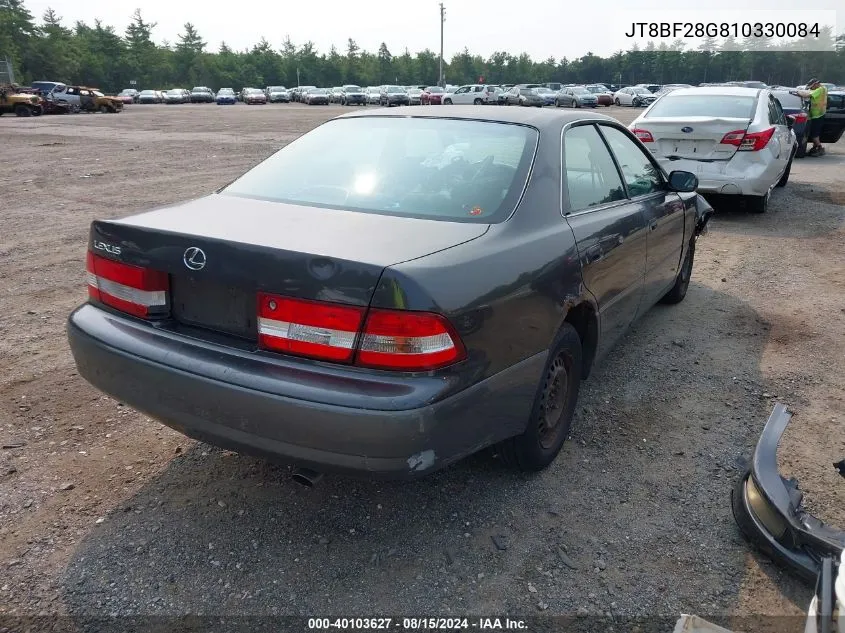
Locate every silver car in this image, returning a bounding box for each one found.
[629,86,796,213]
[555,86,598,108]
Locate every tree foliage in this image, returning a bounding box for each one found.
[1,1,843,91]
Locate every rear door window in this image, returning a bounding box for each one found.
[598,125,664,197]
[563,125,627,212]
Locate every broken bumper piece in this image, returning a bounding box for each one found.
[732,403,845,583]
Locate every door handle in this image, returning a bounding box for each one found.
[649,219,658,231]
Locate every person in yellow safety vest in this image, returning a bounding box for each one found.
[792,78,828,157]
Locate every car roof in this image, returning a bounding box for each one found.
[662,86,763,97]
[335,105,619,131]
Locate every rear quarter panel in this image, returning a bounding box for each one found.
[371,125,589,385]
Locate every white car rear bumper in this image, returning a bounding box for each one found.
[652,151,787,197]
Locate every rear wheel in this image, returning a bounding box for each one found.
[796,130,808,158]
[746,190,770,214]
[776,152,794,187]
[444,98,452,105]
[660,240,695,305]
[14,105,31,117]
[473,97,482,105]
[497,323,582,472]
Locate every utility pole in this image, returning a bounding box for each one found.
[439,3,445,87]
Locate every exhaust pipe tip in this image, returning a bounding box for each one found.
[291,467,323,487]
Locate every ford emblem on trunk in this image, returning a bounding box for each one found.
[681,126,694,133]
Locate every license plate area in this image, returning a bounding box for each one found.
[170,276,257,340]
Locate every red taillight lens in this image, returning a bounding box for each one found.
[87,252,169,318]
[720,130,747,146]
[631,128,654,142]
[791,112,808,124]
[258,293,365,362]
[721,127,775,151]
[357,309,466,371]
[256,294,466,371]
[738,127,775,151]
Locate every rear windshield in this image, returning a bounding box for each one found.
[772,91,803,109]
[645,94,756,119]
[428,86,444,93]
[221,117,538,223]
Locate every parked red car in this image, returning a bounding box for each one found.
[585,85,614,107]
[421,86,446,105]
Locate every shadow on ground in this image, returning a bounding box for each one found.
[58,281,811,621]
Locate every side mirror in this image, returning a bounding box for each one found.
[668,170,698,193]
[786,114,795,129]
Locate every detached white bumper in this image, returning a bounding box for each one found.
[653,152,785,197]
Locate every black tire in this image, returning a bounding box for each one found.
[574,100,581,108]
[632,98,640,107]
[497,323,582,472]
[660,240,695,305]
[746,190,770,214]
[15,105,31,117]
[554,99,560,107]
[444,98,452,105]
[796,130,808,158]
[776,153,794,187]
[473,97,482,105]
[614,98,621,106]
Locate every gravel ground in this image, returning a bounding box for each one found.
[0,103,843,627]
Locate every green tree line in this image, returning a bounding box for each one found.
[2,0,844,92]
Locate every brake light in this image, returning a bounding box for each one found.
[357,309,465,370]
[86,252,169,318]
[631,128,653,142]
[720,130,747,146]
[258,294,364,362]
[791,112,808,124]
[721,127,775,151]
[257,294,466,371]
[738,127,776,151]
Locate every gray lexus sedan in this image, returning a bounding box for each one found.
[68,107,711,481]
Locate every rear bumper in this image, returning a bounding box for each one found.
[653,154,787,197]
[731,403,845,583]
[67,304,544,479]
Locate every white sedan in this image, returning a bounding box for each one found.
[613,86,657,107]
[629,86,796,213]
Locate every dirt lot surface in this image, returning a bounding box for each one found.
[1,103,843,627]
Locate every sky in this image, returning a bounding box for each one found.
[22,0,843,60]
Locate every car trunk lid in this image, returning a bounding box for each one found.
[635,116,751,160]
[90,194,488,340]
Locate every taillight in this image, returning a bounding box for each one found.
[257,293,466,371]
[720,130,747,146]
[258,293,364,362]
[86,252,169,318]
[631,128,654,142]
[791,112,808,124]
[357,309,465,371]
[721,127,775,151]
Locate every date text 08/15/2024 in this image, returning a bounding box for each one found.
[307,618,528,630]
[624,21,821,39]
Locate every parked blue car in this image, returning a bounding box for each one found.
[772,89,809,158]
[216,88,237,105]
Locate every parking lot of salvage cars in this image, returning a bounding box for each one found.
[1,103,843,619]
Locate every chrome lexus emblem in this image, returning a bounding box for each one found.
[183,246,206,271]
[681,126,694,133]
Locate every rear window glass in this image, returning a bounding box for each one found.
[772,91,803,109]
[645,95,756,119]
[221,117,538,223]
